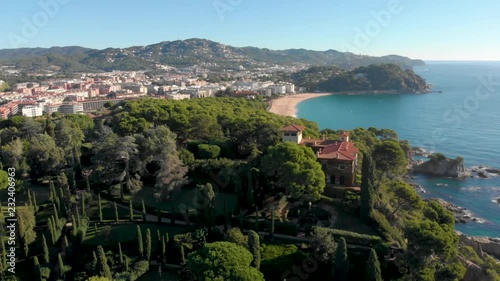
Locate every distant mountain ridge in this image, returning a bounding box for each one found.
[0,38,425,72]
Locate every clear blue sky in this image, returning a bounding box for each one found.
[1,0,500,60]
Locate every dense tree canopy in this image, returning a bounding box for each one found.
[260,142,325,201]
[187,241,264,281]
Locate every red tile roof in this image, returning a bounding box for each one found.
[280,125,306,132]
[301,138,358,161]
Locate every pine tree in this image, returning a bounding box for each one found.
[248,230,261,269]
[360,153,376,223]
[96,245,112,279]
[58,253,65,278]
[333,237,349,281]
[114,202,119,222]
[98,194,103,222]
[366,249,383,281]
[33,256,41,281]
[129,200,134,221]
[145,228,152,261]
[42,234,50,264]
[137,225,144,258]
[118,242,123,265]
[142,199,147,222]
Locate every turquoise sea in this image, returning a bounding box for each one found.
[297,61,500,237]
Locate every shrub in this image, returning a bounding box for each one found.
[198,144,221,159]
[312,227,382,246]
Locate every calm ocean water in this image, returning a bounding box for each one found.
[297,61,500,237]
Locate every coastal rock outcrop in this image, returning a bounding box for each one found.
[412,154,470,178]
[462,260,491,281]
[458,231,500,258]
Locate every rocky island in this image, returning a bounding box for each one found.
[412,153,470,178]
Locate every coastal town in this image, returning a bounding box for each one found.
[0,69,298,119]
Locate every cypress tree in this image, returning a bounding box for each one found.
[32,190,38,213]
[76,208,81,228]
[42,234,50,264]
[157,204,161,223]
[157,229,161,244]
[48,218,55,245]
[0,239,6,271]
[124,255,129,271]
[224,200,228,231]
[90,251,97,274]
[366,248,383,281]
[71,215,77,238]
[55,196,61,214]
[33,256,41,281]
[58,253,65,278]
[118,242,123,265]
[129,200,134,221]
[61,235,69,253]
[254,206,259,231]
[58,186,64,201]
[49,181,56,203]
[270,207,275,239]
[161,236,166,261]
[0,201,3,222]
[96,245,112,279]
[333,237,349,281]
[248,230,261,269]
[145,228,152,261]
[54,201,59,222]
[360,153,376,223]
[137,225,144,258]
[171,205,175,225]
[114,202,119,223]
[81,195,86,216]
[98,194,103,222]
[28,190,33,209]
[85,176,91,192]
[180,245,186,264]
[142,199,147,222]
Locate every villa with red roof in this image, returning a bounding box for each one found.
[280,125,359,186]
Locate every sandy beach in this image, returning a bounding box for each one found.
[268,93,332,117]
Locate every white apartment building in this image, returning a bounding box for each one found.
[21,105,43,117]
